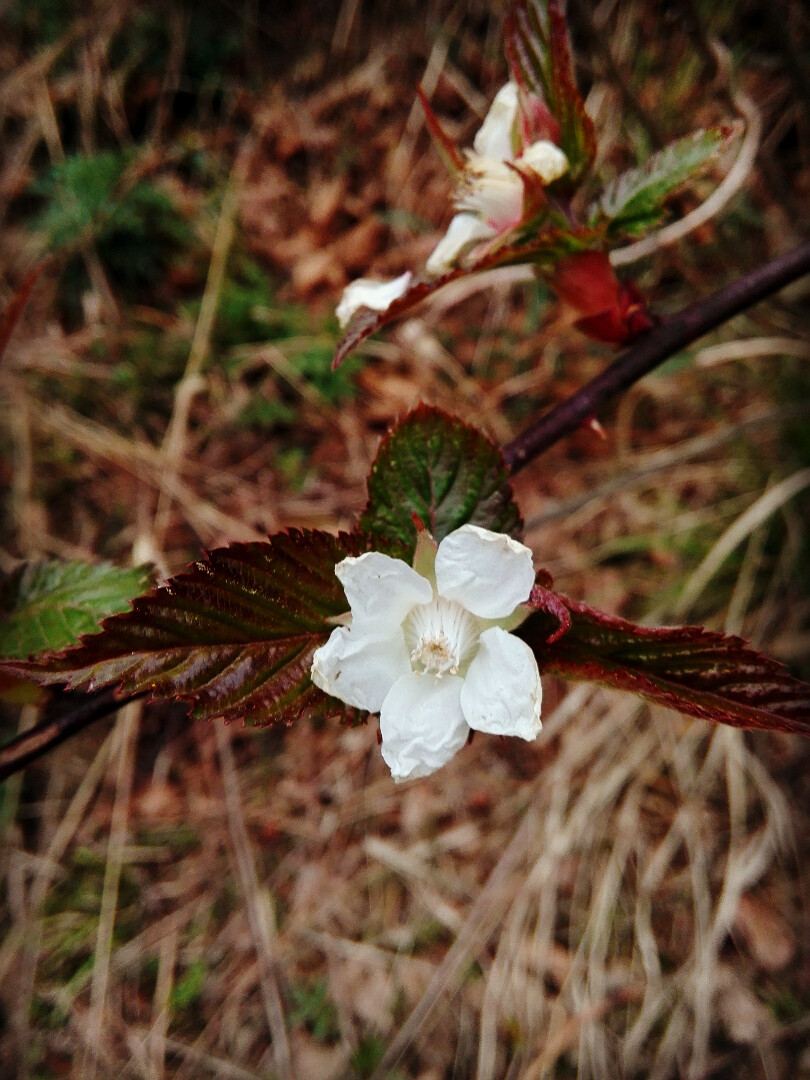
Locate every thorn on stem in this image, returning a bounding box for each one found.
[583,417,607,440]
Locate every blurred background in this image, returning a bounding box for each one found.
[1,0,809,1076]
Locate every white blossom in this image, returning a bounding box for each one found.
[519,140,569,184]
[472,81,520,159]
[336,272,413,329]
[335,82,569,324]
[424,212,495,276]
[311,523,543,782]
[425,82,569,274]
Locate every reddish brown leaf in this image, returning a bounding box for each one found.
[520,595,810,735]
[549,250,655,346]
[7,530,370,727]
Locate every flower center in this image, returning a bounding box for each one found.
[402,597,480,677]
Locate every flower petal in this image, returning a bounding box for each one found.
[435,524,535,618]
[425,213,495,276]
[519,140,569,184]
[380,673,469,781]
[473,81,519,160]
[460,627,542,740]
[458,155,525,232]
[336,551,433,627]
[311,625,410,712]
[336,272,413,329]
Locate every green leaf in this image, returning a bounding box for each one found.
[592,129,728,237]
[360,404,523,558]
[7,532,368,726]
[32,151,191,296]
[520,593,810,736]
[504,0,596,186]
[0,561,155,661]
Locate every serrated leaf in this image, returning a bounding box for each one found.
[333,223,600,367]
[0,561,155,660]
[504,0,596,185]
[360,404,522,558]
[334,267,464,368]
[520,595,810,735]
[7,532,369,726]
[592,128,727,237]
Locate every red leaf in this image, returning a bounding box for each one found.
[550,250,619,316]
[550,250,655,346]
[7,530,370,727]
[520,594,810,735]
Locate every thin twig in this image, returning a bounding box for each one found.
[0,688,137,783]
[162,1037,267,1080]
[673,467,810,618]
[526,401,810,528]
[502,240,810,473]
[153,136,255,548]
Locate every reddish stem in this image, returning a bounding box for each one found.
[503,240,810,473]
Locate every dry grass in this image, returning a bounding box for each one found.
[1,1,809,1078]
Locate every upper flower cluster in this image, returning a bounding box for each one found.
[336,81,568,330]
[426,81,568,275]
[311,523,543,781]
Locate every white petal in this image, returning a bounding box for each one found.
[519,140,569,184]
[435,524,535,618]
[458,155,524,232]
[425,213,495,276]
[336,272,412,329]
[460,627,542,740]
[311,625,410,712]
[336,551,432,628]
[473,81,519,160]
[380,673,469,781]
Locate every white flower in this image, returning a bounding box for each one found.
[425,82,569,275]
[472,81,520,159]
[311,523,543,782]
[336,272,413,329]
[335,82,570,324]
[424,213,495,276]
[520,140,569,183]
[458,157,526,231]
